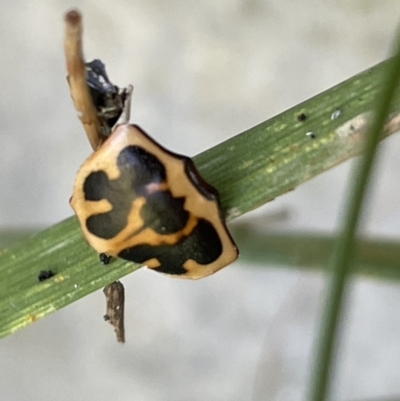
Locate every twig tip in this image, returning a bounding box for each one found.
[65,9,81,25]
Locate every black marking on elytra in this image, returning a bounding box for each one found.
[117,146,166,190]
[84,144,224,272]
[84,146,167,239]
[140,191,188,234]
[38,270,55,282]
[84,171,111,201]
[119,219,223,275]
[184,157,218,201]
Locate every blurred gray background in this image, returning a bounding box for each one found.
[1,1,400,400]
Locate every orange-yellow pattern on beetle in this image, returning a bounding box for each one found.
[71,124,238,279]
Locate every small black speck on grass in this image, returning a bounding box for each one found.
[99,253,112,265]
[38,270,55,282]
[297,113,307,122]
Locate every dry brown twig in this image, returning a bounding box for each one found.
[103,282,126,343]
[64,8,132,342]
[64,10,103,150]
[64,9,133,150]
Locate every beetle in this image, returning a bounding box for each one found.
[70,123,238,279]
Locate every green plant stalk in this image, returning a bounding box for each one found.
[3,228,400,281]
[307,38,400,401]
[1,57,400,339]
[233,229,400,281]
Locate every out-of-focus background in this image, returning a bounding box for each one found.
[1,1,400,400]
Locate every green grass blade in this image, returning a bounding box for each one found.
[196,57,400,220]
[306,34,400,401]
[0,228,42,248]
[4,227,400,281]
[234,227,400,281]
[1,57,400,339]
[0,218,139,337]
